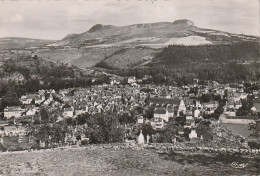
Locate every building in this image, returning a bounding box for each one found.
[20,94,36,104]
[4,106,25,119]
[202,101,219,109]
[150,117,164,129]
[167,108,175,118]
[149,97,181,107]
[14,115,33,125]
[194,109,200,118]
[26,107,36,116]
[137,116,144,124]
[184,116,195,128]
[219,113,257,125]
[63,108,74,118]
[178,99,186,114]
[154,109,168,122]
[224,107,236,117]
[0,126,27,136]
[189,129,198,139]
[128,76,136,84]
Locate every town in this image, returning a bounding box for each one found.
[0,74,259,152]
[1,0,260,175]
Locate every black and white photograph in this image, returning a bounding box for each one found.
[0,0,259,175]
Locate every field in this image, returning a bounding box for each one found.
[102,47,158,69]
[221,123,251,139]
[37,47,122,69]
[0,147,259,176]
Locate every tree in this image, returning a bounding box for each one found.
[199,93,212,103]
[184,128,191,139]
[31,98,35,105]
[249,120,260,138]
[66,118,75,126]
[143,106,154,120]
[196,121,213,141]
[142,123,155,138]
[109,127,125,142]
[237,96,254,116]
[76,114,87,125]
[163,120,179,142]
[176,116,186,126]
[0,91,22,111]
[119,113,132,125]
[153,73,165,84]
[40,108,49,124]
[213,104,224,120]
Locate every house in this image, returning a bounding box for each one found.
[14,115,33,125]
[137,116,144,124]
[26,107,36,116]
[184,116,195,128]
[195,101,202,108]
[149,97,181,107]
[143,75,152,81]
[150,117,164,129]
[1,126,27,136]
[4,106,25,119]
[20,94,36,104]
[202,101,219,114]
[35,96,45,104]
[234,92,248,101]
[235,101,242,109]
[110,78,121,85]
[128,76,136,84]
[202,101,219,109]
[189,129,198,139]
[226,101,235,109]
[252,90,259,98]
[159,89,171,98]
[184,98,195,108]
[224,108,236,117]
[167,108,175,118]
[63,108,74,118]
[75,107,87,116]
[194,109,200,118]
[43,99,52,105]
[178,99,187,115]
[154,109,168,122]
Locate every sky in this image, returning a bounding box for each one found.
[0,0,259,40]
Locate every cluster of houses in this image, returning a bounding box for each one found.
[0,77,259,146]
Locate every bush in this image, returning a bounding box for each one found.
[248,141,260,149]
[81,139,89,146]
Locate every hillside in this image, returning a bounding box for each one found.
[152,41,259,65]
[36,47,122,68]
[1,147,259,176]
[0,37,56,49]
[96,47,158,69]
[0,19,258,77]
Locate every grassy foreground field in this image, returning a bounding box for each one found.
[0,147,259,176]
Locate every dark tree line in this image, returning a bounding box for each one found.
[156,41,258,65]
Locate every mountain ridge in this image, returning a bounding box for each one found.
[53,19,258,48]
[0,19,258,49]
